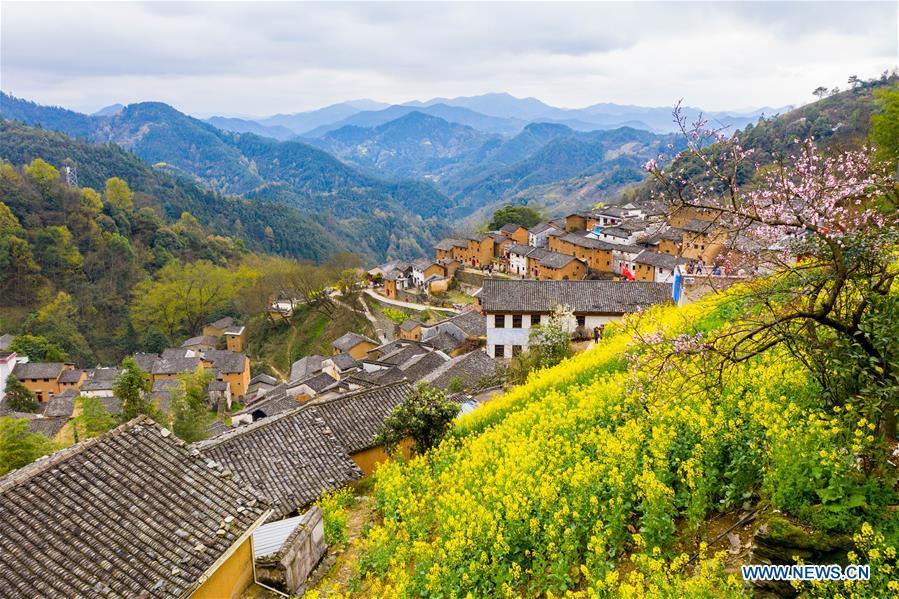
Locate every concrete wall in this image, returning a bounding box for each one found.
[191,536,255,599]
[487,312,621,357]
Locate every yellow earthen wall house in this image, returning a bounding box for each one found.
[190,536,255,599]
[536,259,587,281]
[547,236,613,272]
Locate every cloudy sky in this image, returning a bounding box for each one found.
[2,1,896,117]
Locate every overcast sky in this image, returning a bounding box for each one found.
[2,1,896,117]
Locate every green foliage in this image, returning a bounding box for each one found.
[488,204,542,229]
[375,383,460,455]
[3,376,38,413]
[382,308,407,325]
[23,158,59,188]
[170,368,214,442]
[23,292,94,365]
[0,417,56,476]
[73,395,117,440]
[114,356,154,421]
[103,177,133,210]
[317,487,355,546]
[869,84,899,168]
[131,259,256,340]
[8,334,68,362]
[142,327,170,354]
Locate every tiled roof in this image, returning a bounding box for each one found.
[425,330,466,354]
[27,416,67,439]
[599,226,633,238]
[537,252,581,270]
[194,407,363,518]
[434,238,465,251]
[204,350,247,374]
[445,310,486,338]
[208,316,235,330]
[235,384,300,419]
[181,335,219,348]
[633,250,692,270]
[44,389,78,418]
[399,319,423,332]
[80,367,120,392]
[307,382,413,454]
[152,355,202,375]
[57,369,83,384]
[499,223,524,234]
[479,278,673,314]
[291,371,338,394]
[0,417,270,598]
[12,362,68,380]
[249,373,279,387]
[329,352,358,371]
[133,352,159,372]
[290,355,324,382]
[101,396,123,416]
[223,325,245,336]
[423,350,500,391]
[680,219,719,234]
[379,344,430,366]
[594,205,631,218]
[529,222,557,235]
[379,351,450,384]
[332,332,376,352]
[559,233,618,251]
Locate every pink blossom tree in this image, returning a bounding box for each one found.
[641,104,898,442]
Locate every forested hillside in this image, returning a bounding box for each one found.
[0,93,451,261]
[0,121,346,261]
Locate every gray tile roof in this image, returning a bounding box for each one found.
[152,355,202,375]
[423,350,500,391]
[194,407,363,519]
[44,389,78,418]
[380,344,430,366]
[434,238,466,251]
[291,371,338,394]
[12,362,68,380]
[133,352,159,372]
[529,222,558,235]
[680,219,719,234]
[425,330,466,354]
[204,350,247,375]
[307,382,413,454]
[444,310,486,338]
[633,250,692,270]
[57,369,83,384]
[377,351,450,385]
[235,385,300,420]
[329,352,358,371]
[499,223,525,234]
[101,396,123,416]
[26,416,67,439]
[479,278,673,314]
[559,232,619,251]
[181,335,219,348]
[290,355,324,381]
[249,374,279,387]
[80,367,120,392]
[331,332,376,352]
[537,252,581,270]
[208,316,235,330]
[399,319,423,332]
[0,417,270,598]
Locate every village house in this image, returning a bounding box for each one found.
[421,349,499,391]
[548,232,616,273]
[535,252,588,281]
[632,250,693,283]
[203,316,237,338]
[399,319,424,341]
[10,362,76,403]
[181,335,220,351]
[205,349,251,400]
[679,218,728,262]
[79,366,120,398]
[528,221,564,248]
[0,417,272,599]
[487,232,513,258]
[434,238,469,263]
[195,404,364,520]
[499,223,530,245]
[57,367,86,393]
[420,310,486,356]
[305,381,414,475]
[224,325,247,352]
[331,332,378,360]
[290,355,325,382]
[479,278,673,359]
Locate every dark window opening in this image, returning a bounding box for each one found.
[494,314,504,328]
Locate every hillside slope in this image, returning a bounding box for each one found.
[0,93,452,261]
[0,121,345,261]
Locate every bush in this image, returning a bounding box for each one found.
[317,487,355,546]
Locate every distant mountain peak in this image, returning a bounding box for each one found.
[92,103,124,117]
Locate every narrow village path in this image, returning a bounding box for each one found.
[363,289,461,314]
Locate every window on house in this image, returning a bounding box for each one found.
[532,314,541,326]
[576,315,586,327]
[35,392,43,402]
[512,345,522,357]
[512,314,522,328]
[496,344,507,358]
[494,314,504,328]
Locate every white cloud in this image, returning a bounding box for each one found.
[1,1,895,116]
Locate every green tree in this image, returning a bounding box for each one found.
[142,327,170,354]
[8,334,68,362]
[0,201,21,234]
[114,356,153,420]
[488,204,542,230]
[171,368,214,442]
[3,376,38,413]
[131,260,257,338]
[24,293,92,365]
[104,177,134,210]
[375,383,460,455]
[23,158,59,189]
[869,84,899,168]
[0,417,57,476]
[73,395,116,440]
